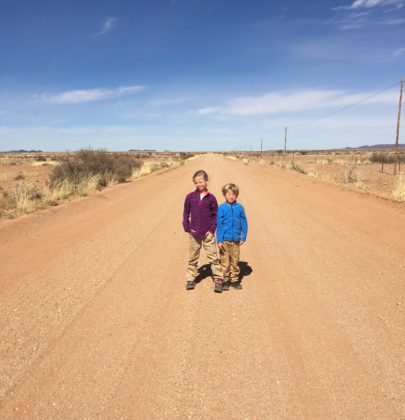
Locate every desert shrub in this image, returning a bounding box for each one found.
[160,161,170,169]
[290,162,307,175]
[179,152,194,160]
[345,168,358,183]
[49,149,142,190]
[35,155,47,162]
[14,172,25,180]
[12,183,42,212]
[370,152,387,164]
[369,152,395,172]
[114,155,142,183]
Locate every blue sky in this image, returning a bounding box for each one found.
[1,0,404,151]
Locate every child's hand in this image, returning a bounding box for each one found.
[239,240,245,246]
[205,231,213,239]
[217,243,224,251]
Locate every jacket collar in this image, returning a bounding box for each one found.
[195,189,210,197]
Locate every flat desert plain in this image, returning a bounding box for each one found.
[0,154,404,419]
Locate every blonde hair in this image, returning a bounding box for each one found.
[222,183,239,196]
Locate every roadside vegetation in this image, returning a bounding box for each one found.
[0,149,194,219]
[223,150,405,203]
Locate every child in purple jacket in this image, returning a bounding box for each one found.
[183,170,224,293]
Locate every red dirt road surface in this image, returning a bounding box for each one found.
[0,154,404,419]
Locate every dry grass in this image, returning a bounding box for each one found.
[0,150,195,219]
[224,150,404,202]
[12,183,42,213]
[392,175,405,202]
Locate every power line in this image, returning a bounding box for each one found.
[290,81,400,129]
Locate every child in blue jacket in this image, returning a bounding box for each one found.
[216,183,248,291]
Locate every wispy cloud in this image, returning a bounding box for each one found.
[334,0,403,11]
[392,47,405,59]
[196,106,221,115]
[95,17,118,36]
[148,97,189,107]
[332,0,404,28]
[38,85,145,104]
[196,89,397,117]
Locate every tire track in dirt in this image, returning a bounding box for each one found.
[226,158,404,417]
[0,165,192,403]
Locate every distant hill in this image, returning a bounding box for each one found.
[345,144,405,150]
[0,149,43,153]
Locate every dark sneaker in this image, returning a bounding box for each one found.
[214,278,223,293]
[231,280,242,290]
[222,281,230,291]
[186,280,196,290]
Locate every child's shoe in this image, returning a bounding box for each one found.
[214,278,223,293]
[231,280,242,290]
[186,280,196,290]
[222,281,230,291]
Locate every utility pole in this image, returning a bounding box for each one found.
[394,80,403,175]
[284,126,288,156]
[260,138,263,159]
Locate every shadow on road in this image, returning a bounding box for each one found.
[194,261,253,284]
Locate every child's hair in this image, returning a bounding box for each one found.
[222,183,239,197]
[193,170,208,181]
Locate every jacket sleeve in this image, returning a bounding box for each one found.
[240,205,248,241]
[182,195,191,233]
[209,197,218,234]
[216,205,224,243]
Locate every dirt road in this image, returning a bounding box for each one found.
[0,154,404,419]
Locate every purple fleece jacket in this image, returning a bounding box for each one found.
[182,190,218,240]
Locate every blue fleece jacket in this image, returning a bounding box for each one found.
[216,201,248,243]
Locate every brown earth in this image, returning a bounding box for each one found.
[0,154,404,419]
[243,152,404,201]
[0,160,53,195]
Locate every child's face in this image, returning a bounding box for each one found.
[194,176,208,192]
[225,190,237,203]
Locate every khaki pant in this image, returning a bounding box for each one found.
[186,233,223,281]
[219,241,240,282]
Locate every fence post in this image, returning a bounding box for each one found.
[394,80,403,175]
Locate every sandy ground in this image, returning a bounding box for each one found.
[0,154,404,419]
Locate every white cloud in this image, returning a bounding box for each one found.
[196,89,397,117]
[38,85,145,104]
[95,17,118,36]
[333,0,405,28]
[148,97,189,107]
[196,106,221,115]
[334,0,402,10]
